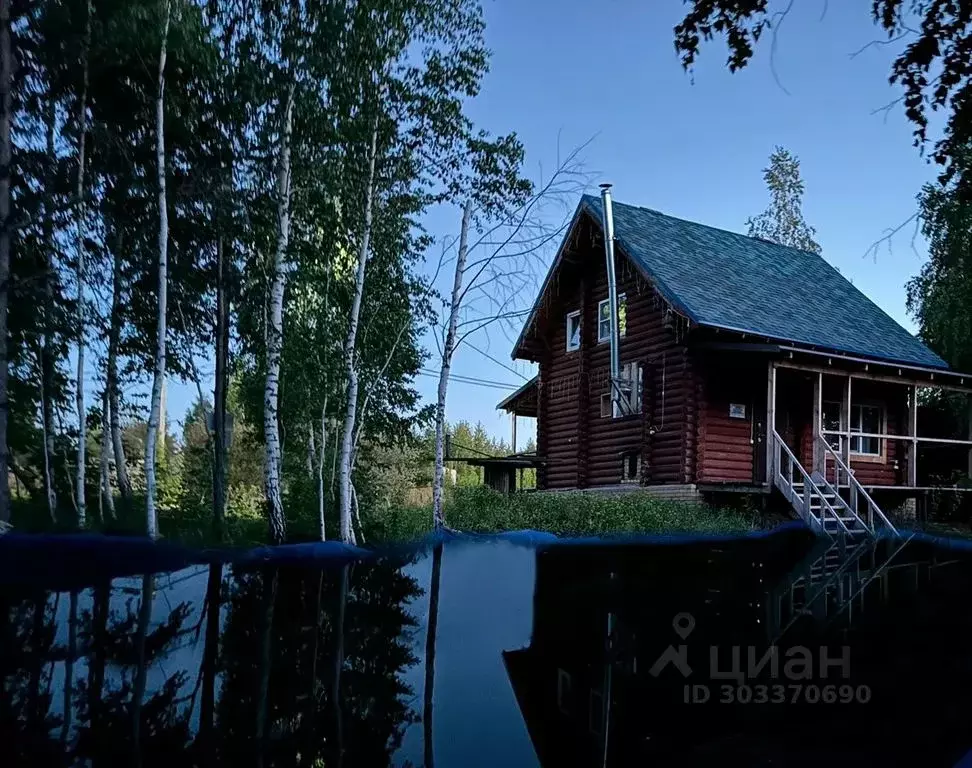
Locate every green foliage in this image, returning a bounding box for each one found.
[907,177,972,371]
[674,2,972,191]
[368,486,756,541]
[746,146,821,254]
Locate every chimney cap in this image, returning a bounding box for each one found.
[599,182,613,190]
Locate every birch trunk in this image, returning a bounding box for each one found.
[432,199,473,529]
[0,0,13,523]
[337,122,378,543]
[107,230,131,504]
[40,98,57,522]
[144,0,171,539]
[99,386,114,518]
[306,424,315,477]
[213,236,228,536]
[318,405,326,541]
[264,84,295,545]
[74,0,92,527]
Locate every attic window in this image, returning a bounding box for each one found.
[566,311,581,352]
[597,294,626,343]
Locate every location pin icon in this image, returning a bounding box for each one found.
[672,612,695,640]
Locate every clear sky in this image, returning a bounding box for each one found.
[167,0,943,445]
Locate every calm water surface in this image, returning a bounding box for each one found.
[2,529,972,766]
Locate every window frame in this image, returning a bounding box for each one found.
[597,293,626,344]
[821,399,886,459]
[565,310,581,352]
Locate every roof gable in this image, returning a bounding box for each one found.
[567,195,946,370]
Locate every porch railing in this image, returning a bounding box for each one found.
[816,435,899,537]
[771,429,854,539]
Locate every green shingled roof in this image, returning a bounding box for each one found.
[575,194,947,370]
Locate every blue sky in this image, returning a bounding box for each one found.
[168,0,942,445]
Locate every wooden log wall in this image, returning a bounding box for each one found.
[534,218,693,489]
[695,355,763,483]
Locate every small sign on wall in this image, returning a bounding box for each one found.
[729,403,747,420]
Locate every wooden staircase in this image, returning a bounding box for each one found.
[769,429,899,541]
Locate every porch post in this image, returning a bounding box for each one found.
[511,411,517,454]
[766,361,777,484]
[842,375,852,470]
[908,385,918,488]
[812,372,823,475]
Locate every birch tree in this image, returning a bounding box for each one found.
[430,139,587,529]
[337,119,378,544]
[263,84,295,545]
[145,0,171,539]
[73,0,92,526]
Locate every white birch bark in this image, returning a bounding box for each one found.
[318,404,326,540]
[107,231,131,503]
[40,98,57,522]
[144,0,171,539]
[100,386,114,519]
[74,0,92,527]
[263,83,295,545]
[337,121,378,543]
[432,199,473,529]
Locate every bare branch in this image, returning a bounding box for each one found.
[863,211,920,263]
[769,0,796,96]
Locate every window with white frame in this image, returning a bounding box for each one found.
[597,294,626,343]
[851,403,883,455]
[618,361,642,416]
[565,311,581,352]
[822,400,884,456]
[600,362,642,418]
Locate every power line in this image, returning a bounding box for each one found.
[417,369,518,391]
[463,341,530,381]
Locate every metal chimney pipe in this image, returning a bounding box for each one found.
[599,184,622,418]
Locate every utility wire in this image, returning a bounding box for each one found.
[463,341,529,381]
[417,368,519,390]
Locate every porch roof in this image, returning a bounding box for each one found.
[496,375,538,417]
[514,195,948,371]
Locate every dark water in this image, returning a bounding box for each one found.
[2,529,972,766]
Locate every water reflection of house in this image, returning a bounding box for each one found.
[504,536,972,766]
[502,536,799,766]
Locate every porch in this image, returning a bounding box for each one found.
[765,354,972,537]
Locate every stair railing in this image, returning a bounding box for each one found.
[771,430,852,539]
[816,435,899,537]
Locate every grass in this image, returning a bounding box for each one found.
[374,486,760,541]
[8,485,761,547]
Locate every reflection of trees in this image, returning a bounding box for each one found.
[2,575,195,767]
[2,591,63,766]
[2,556,422,766]
[216,558,422,766]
